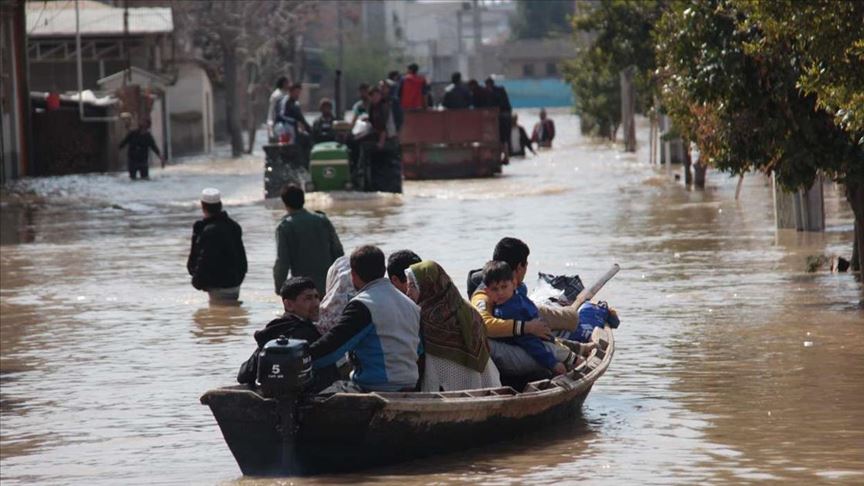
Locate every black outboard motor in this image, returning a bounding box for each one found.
[256,336,312,399]
[256,336,312,474]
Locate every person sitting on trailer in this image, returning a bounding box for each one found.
[310,245,421,393]
[531,108,556,148]
[442,72,472,109]
[350,83,370,128]
[236,277,340,393]
[509,113,536,157]
[311,98,337,144]
[276,83,312,154]
[267,76,289,142]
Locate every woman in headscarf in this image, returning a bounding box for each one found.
[317,256,354,334]
[405,261,501,391]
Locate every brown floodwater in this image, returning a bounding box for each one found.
[1,111,862,485]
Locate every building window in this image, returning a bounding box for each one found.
[522,63,535,77]
[546,62,558,76]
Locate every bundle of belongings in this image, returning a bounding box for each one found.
[529,272,621,342]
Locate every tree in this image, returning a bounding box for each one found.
[322,39,401,106]
[655,0,864,269]
[173,1,312,157]
[511,0,574,40]
[563,0,665,140]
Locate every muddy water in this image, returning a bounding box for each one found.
[1,111,862,485]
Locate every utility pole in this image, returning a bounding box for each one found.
[337,0,344,118]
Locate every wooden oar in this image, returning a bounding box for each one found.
[571,263,620,309]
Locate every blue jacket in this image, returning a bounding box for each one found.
[310,278,421,391]
[492,284,558,370]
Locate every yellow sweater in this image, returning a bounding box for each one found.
[470,288,527,338]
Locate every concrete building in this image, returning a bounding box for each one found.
[1,0,31,182]
[384,0,514,82]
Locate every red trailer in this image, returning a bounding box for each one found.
[400,108,504,180]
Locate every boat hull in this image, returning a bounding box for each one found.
[202,328,614,476]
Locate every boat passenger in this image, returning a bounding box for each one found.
[405,261,501,392]
[317,256,353,335]
[469,238,593,376]
[236,277,339,392]
[387,250,422,294]
[531,108,556,148]
[273,184,344,294]
[387,71,404,130]
[480,261,577,376]
[311,98,337,144]
[186,188,247,304]
[509,113,536,157]
[310,245,421,393]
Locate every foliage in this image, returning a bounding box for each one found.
[563,0,666,138]
[510,0,574,40]
[654,0,863,191]
[322,39,401,100]
[733,0,864,144]
[173,1,314,155]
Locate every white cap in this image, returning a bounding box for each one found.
[200,188,221,204]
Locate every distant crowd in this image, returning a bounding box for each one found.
[265,63,558,160]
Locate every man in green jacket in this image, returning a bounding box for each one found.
[273,185,344,294]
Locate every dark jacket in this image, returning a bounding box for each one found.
[119,129,160,166]
[312,114,337,144]
[510,125,534,156]
[237,313,339,393]
[488,85,512,113]
[442,83,472,109]
[276,96,310,132]
[273,209,344,294]
[187,211,247,290]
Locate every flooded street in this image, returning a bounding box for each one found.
[1,110,862,485]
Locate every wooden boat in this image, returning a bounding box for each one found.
[200,327,614,476]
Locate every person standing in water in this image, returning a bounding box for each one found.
[273,184,344,294]
[187,188,248,304]
[118,119,164,180]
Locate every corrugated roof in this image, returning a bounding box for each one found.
[26,1,172,37]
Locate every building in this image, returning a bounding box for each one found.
[384,0,514,82]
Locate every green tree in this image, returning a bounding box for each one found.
[655,0,864,269]
[563,0,665,139]
[511,0,574,40]
[322,40,401,105]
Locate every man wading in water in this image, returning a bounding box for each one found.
[118,119,164,180]
[187,188,248,304]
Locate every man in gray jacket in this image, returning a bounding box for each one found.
[273,185,344,294]
[310,245,421,392]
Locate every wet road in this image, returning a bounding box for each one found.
[1,111,862,485]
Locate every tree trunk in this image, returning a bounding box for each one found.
[223,45,244,157]
[694,158,707,189]
[682,141,693,186]
[246,88,257,154]
[847,180,864,273]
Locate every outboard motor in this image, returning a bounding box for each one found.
[256,336,312,399]
[256,336,312,474]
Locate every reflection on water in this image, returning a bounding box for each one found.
[1,111,862,485]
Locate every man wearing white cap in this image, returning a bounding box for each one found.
[187,188,248,303]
